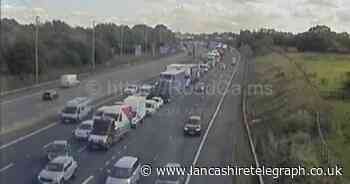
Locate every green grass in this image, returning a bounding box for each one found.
[258,52,350,180]
[288,53,350,90]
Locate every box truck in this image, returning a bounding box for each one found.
[61,74,80,88]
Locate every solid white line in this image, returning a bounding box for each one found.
[43,142,52,149]
[184,59,239,184]
[0,122,58,151]
[81,175,94,184]
[0,163,14,173]
[0,80,58,97]
[78,146,87,153]
[0,90,45,105]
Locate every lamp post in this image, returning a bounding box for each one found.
[35,16,40,84]
[92,20,96,70]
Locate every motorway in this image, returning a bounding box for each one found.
[0,52,193,137]
[0,49,249,184]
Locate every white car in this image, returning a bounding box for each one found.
[105,156,141,184]
[74,120,94,140]
[139,84,154,97]
[152,97,164,108]
[38,156,78,184]
[43,140,71,161]
[124,84,138,95]
[146,100,158,115]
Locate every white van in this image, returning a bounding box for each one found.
[60,97,92,123]
[61,74,80,88]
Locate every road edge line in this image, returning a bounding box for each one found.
[184,53,239,184]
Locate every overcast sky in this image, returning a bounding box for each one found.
[2,0,350,33]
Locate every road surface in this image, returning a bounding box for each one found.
[0,49,253,184]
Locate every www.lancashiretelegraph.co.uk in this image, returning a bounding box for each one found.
[140,164,343,179]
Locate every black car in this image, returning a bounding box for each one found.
[184,116,202,136]
[42,90,59,101]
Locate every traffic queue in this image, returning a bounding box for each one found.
[38,48,224,184]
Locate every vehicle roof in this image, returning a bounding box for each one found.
[146,100,157,104]
[114,156,138,168]
[52,140,68,145]
[81,120,93,125]
[103,105,121,114]
[165,162,181,168]
[127,84,138,87]
[44,89,56,93]
[189,116,201,120]
[51,156,71,164]
[97,106,110,111]
[141,84,153,89]
[114,101,125,105]
[152,97,162,100]
[67,97,90,106]
[161,69,185,75]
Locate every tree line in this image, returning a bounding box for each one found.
[0,18,177,76]
[193,25,350,56]
[240,25,350,55]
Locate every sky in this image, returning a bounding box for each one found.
[1,0,350,33]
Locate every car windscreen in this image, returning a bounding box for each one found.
[47,144,66,153]
[62,106,77,114]
[112,167,132,178]
[79,124,92,130]
[104,113,119,120]
[46,163,64,172]
[91,121,110,135]
[94,110,103,117]
[188,119,200,125]
[146,103,153,108]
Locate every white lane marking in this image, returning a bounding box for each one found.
[0,163,14,173]
[0,80,58,97]
[43,142,52,149]
[184,59,238,184]
[81,175,94,184]
[105,161,110,166]
[0,90,45,105]
[0,122,58,151]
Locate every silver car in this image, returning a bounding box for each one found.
[106,156,141,184]
[74,120,94,140]
[38,156,78,184]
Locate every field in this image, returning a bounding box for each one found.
[289,53,350,179]
[255,52,350,181]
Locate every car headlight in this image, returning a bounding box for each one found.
[184,127,188,131]
[196,128,201,131]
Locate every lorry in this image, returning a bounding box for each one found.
[60,74,80,88]
[123,96,146,128]
[88,105,132,150]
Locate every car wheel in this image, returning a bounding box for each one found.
[59,179,65,184]
[72,167,78,178]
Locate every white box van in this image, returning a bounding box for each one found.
[61,74,80,88]
[60,97,92,123]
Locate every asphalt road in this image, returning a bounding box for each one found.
[0,49,247,184]
[0,52,193,135]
